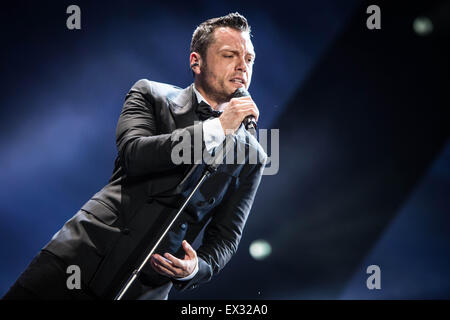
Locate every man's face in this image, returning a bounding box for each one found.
[198,27,255,103]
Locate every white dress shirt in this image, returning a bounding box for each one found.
[193,85,226,154]
[174,85,227,281]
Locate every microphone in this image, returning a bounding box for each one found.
[232,87,257,131]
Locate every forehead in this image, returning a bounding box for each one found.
[210,27,255,55]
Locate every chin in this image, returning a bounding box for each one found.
[227,85,241,95]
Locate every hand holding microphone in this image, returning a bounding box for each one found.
[219,88,259,135]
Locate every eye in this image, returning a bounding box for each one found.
[224,55,233,58]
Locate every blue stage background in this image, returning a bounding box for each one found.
[1,0,449,299]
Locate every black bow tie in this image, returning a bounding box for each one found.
[196,101,222,121]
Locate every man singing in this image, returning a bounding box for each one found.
[3,12,267,300]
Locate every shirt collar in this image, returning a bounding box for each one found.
[193,84,225,114]
[193,84,209,106]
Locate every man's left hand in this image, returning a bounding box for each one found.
[151,240,198,278]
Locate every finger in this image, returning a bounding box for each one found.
[151,257,174,276]
[231,96,252,102]
[239,106,259,122]
[235,101,257,109]
[182,240,197,259]
[233,101,258,111]
[152,254,172,266]
[153,254,182,273]
[151,258,176,277]
[164,253,185,269]
[233,101,255,109]
[152,255,183,276]
[232,103,259,120]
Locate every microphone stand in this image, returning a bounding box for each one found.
[114,133,236,300]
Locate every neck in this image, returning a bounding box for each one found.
[194,80,224,111]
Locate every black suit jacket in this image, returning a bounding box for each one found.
[43,79,267,299]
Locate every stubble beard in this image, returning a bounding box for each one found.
[199,64,233,105]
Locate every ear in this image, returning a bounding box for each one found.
[189,52,202,75]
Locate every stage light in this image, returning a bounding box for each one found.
[413,16,433,36]
[249,239,272,260]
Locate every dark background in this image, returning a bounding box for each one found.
[0,0,449,299]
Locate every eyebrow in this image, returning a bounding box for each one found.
[219,48,256,59]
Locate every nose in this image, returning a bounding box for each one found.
[236,56,247,73]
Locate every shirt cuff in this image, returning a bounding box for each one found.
[175,260,199,281]
[203,117,226,154]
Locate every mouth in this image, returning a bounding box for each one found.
[230,77,246,88]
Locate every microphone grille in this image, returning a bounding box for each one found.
[232,87,250,98]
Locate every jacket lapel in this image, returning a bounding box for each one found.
[167,83,200,129]
[167,84,258,160]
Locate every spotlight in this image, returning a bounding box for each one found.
[249,239,272,260]
[413,16,433,36]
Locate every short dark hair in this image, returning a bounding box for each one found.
[190,12,251,60]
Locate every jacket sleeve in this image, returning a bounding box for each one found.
[115,79,205,176]
[172,156,267,291]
